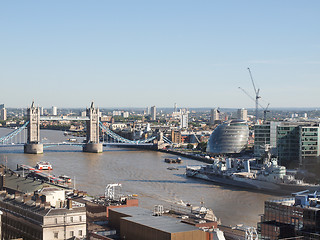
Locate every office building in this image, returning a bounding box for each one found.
[254,122,320,167]
[300,125,320,160]
[258,192,320,239]
[151,106,156,120]
[276,122,320,167]
[237,108,248,121]
[254,122,280,158]
[210,108,219,124]
[52,106,57,116]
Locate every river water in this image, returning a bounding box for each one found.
[0,128,277,227]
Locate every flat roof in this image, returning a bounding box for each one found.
[110,207,200,233]
[109,206,151,216]
[122,215,200,233]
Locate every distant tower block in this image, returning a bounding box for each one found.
[24,101,43,154]
[83,102,103,153]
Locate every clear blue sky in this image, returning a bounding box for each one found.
[1,1,319,109]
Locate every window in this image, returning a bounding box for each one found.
[79,230,83,236]
[54,232,58,238]
[55,218,58,224]
[70,231,74,237]
[79,216,82,222]
[70,217,73,222]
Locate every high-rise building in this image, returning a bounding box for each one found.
[40,107,44,116]
[52,106,57,116]
[0,105,7,121]
[237,108,247,121]
[151,106,156,121]
[210,108,219,124]
[179,113,188,129]
[174,103,177,113]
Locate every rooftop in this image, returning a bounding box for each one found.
[111,207,201,234]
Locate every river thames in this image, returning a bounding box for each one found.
[0,128,279,227]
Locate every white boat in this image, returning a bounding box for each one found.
[36,162,53,170]
[59,175,72,183]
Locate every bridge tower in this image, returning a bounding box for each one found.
[83,102,103,153]
[24,101,43,154]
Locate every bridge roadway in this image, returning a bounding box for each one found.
[0,142,155,148]
[40,116,90,121]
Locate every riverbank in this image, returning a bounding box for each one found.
[158,149,214,164]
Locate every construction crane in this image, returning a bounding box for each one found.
[238,87,270,121]
[263,103,270,121]
[247,68,261,122]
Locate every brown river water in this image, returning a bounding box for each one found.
[0,128,278,227]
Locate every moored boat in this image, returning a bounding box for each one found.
[164,157,183,164]
[36,162,53,170]
[59,175,72,183]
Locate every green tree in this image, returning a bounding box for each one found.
[187,143,194,149]
[196,142,207,152]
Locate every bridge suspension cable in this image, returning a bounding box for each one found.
[0,121,29,144]
[162,136,173,144]
[99,122,156,144]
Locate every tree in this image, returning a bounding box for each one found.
[187,143,194,149]
[196,142,207,152]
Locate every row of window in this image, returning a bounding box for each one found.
[54,230,83,238]
[55,215,84,224]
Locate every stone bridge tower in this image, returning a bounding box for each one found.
[24,101,43,154]
[83,102,103,153]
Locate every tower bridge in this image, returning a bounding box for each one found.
[0,101,168,154]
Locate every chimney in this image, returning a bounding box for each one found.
[23,195,32,203]
[40,195,46,204]
[44,202,51,209]
[67,198,73,209]
[14,192,21,198]
[35,198,41,206]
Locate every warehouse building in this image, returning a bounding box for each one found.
[108,206,219,240]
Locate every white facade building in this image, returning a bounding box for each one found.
[180,113,188,129]
[237,108,248,121]
[52,106,57,116]
[151,106,156,120]
[210,108,219,124]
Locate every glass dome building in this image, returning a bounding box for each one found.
[206,119,249,154]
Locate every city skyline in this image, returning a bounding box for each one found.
[1,1,320,108]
